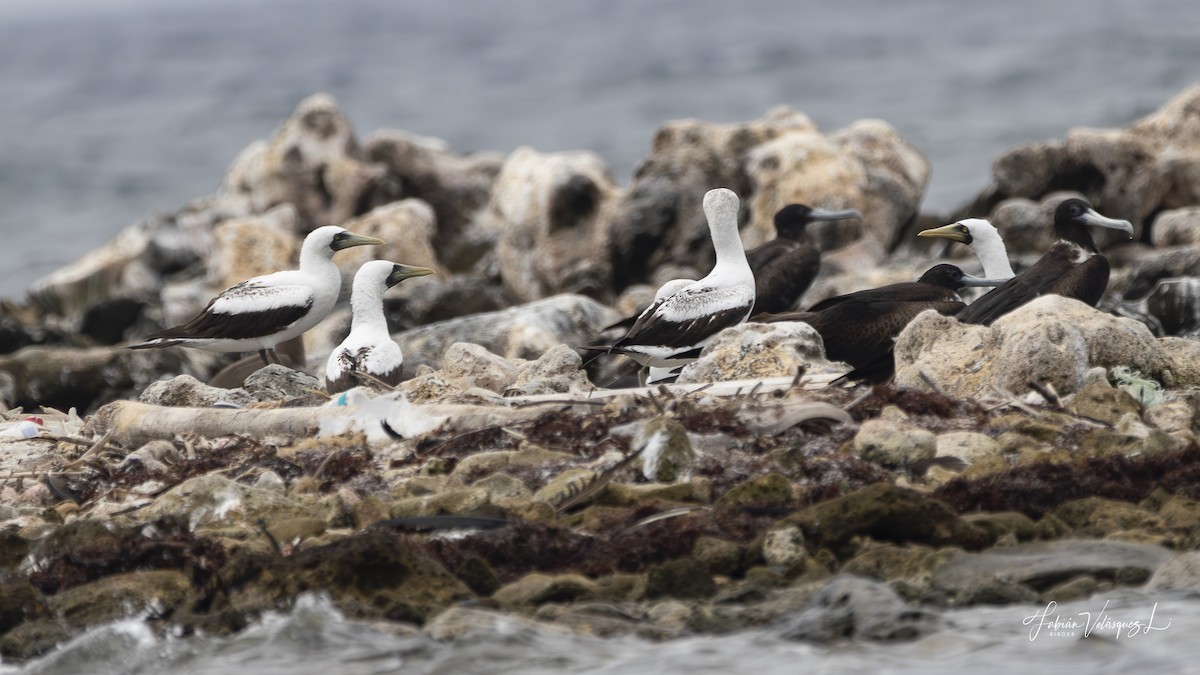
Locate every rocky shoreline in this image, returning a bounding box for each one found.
[2,86,1200,663]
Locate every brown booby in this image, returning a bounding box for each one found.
[748,203,862,313]
[130,225,383,364]
[325,260,434,393]
[603,188,755,371]
[956,198,1133,326]
[917,218,1015,280]
[758,264,1004,381]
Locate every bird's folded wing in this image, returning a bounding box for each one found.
[617,286,753,351]
[172,283,315,340]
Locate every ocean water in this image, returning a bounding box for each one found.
[2,0,1198,298]
[4,591,1200,674]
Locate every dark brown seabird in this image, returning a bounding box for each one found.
[747,203,862,314]
[757,264,1004,381]
[956,198,1133,326]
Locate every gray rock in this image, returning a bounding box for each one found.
[363,129,505,271]
[1162,337,1200,386]
[607,107,813,290]
[762,525,808,571]
[440,342,520,393]
[934,431,1001,464]
[243,364,322,401]
[852,419,936,468]
[984,86,1200,236]
[932,540,1174,601]
[895,295,1174,399]
[1150,207,1200,247]
[482,147,619,303]
[508,344,593,396]
[676,321,841,384]
[140,374,253,408]
[1145,551,1200,592]
[396,294,619,371]
[777,576,942,643]
[221,93,385,229]
[1145,277,1200,336]
[633,416,695,483]
[989,197,1055,256]
[139,474,323,528]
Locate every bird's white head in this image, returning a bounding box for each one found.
[354,259,435,295]
[303,225,385,261]
[703,188,740,227]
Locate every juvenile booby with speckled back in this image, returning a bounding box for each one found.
[130,225,383,365]
[604,188,755,371]
[325,260,434,393]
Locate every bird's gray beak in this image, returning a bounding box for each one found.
[808,208,863,222]
[332,231,386,250]
[959,273,1008,288]
[917,222,970,244]
[386,264,435,287]
[1081,209,1134,238]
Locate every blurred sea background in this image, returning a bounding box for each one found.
[1,0,1198,298]
[3,1,1200,671]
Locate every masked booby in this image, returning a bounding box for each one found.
[130,225,383,364]
[956,198,1133,326]
[325,260,434,393]
[917,218,1015,280]
[749,204,862,313]
[605,188,755,371]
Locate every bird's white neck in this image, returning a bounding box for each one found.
[971,228,1015,279]
[704,194,754,287]
[298,237,341,284]
[350,282,389,332]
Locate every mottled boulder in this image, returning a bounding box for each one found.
[1065,369,1143,425]
[507,344,592,396]
[1162,337,1200,386]
[988,196,1065,256]
[47,570,193,630]
[221,93,385,229]
[676,321,841,383]
[138,474,323,529]
[396,294,619,372]
[364,129,505,270]
[1145,551,1200,592]
[745,130,866,251]
[439,342,521,393]
[934,432,1001,464]
[481,147,619,302]
[1145,278,1200,336]
[332,200,446,296]
[215,528,471,624]
[243,364,322,401]
[0,345,182,414]
[208,205,299,291]
[783,483,992,554]
[748,119,928,253]
[851,419,936,468]
[894,296,1174,398]
[776,576,942,642]
[983,86,1200,235]
[139,373,253,408]
[608,107,813,290]
[1150,207,1200,247]
[493,573,598,607]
